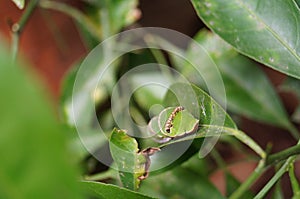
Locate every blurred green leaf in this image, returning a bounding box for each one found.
[190,30,294,133]
[131,73,166,112]
[280,77,300,124]
[60,63,93,127]
[11,0,25,9]
[182,154,212,176]
[0,48,83,198]
[106,0,139,35]
[109,128,148,190]
[271,181,284,199]
[82,181,156,199]
[225,172,254,198]
[80,0,139,43]
[191,0,300,79]
[139,167,225,199]
[280,77,300,99]
[292,106,300,124]
[60,63,109,161]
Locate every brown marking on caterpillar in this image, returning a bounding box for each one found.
[165,106,184,133]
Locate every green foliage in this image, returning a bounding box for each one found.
[82,181,155,199]
[191,0,300,79]
[0,48,83,198]
[139,167,225,199]
[109,128,147,190]
[183,30,297,137]
[225,172,254,198]
[164,83,237,129]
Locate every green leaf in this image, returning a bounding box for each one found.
[280,77,300,124]
[82,181,156,199]
[164,83,237,129]
[271,181,284,199]
[11,0,25,9]
[292,106,300,124]
[139,167,225,199]
[60,62,109,161]
[181,154,212,176]
[109,128,159,190]
[190,30,294,132]
[280,77,300,99]
[0,47,83,198]
[147,84,264,174]
[106,0,139,35]
[191,0,300,79]
[225,172,254,198]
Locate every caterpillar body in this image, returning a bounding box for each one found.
[165,106,184,133]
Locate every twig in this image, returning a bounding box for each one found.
[11,0,39,61]
[229,159,265,199]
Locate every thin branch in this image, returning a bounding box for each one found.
[11,0,40,61]
[254,156,296,199]
[229,159,265,199]
[266,144,300,166]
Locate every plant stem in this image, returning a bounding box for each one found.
[231,138,300,198]
[158,125,266,159]
[229,159,265,199]
[266,144,300,166]
[289,162,300,195]
[254,156,296,199]
[254,138,300,198]
[11,0,39,61]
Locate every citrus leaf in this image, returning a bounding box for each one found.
[164,83,237,129]
[190,30,294,133]
[139,167,225,199]
[109,128,159,190]
[82,181,156,199]
[146,84,264,175]
[191,0,300,79]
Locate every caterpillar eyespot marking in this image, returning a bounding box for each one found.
[165,106,184,133]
